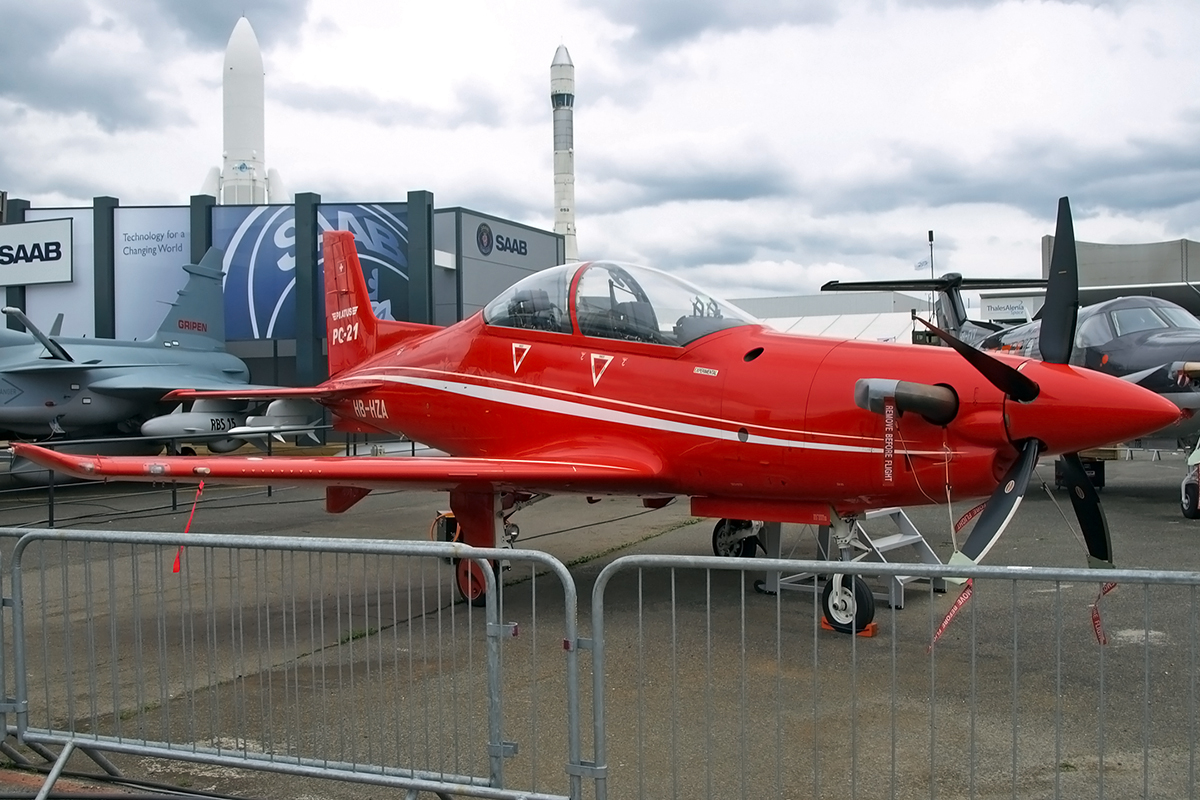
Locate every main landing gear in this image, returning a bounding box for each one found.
[711,519,760,558]
[434,490,546,606]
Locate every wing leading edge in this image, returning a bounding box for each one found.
[10,443,665,499]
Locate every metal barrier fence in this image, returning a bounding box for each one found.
[590,556,1200,800]
[3,529,1200,799]
[1,529,583,800]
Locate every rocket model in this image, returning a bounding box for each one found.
[200,17,287,204]
[551,45,578,261]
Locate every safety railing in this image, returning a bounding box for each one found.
[5,530,1200,799]
[3,529,582,800]
[590,556,1200,800]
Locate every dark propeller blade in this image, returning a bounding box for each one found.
[1056,452,1114,568]
[916,317,1040,403]
[953,439,1041,565]
[1038,197,1080,365]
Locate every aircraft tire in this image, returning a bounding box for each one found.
[712,519,756,558]
[821,575,875,634]
[1183,481,1200,520]
[454,558,497,608]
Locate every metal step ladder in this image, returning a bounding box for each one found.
[756,508,945,608]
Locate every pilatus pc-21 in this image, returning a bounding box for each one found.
[15,199,1179,632]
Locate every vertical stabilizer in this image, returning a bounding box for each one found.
[152,248,227,350]
[323,231,379,376]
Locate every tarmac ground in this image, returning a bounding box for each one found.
[0,448,1195,798]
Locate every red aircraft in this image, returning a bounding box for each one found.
[13,198,1180,631]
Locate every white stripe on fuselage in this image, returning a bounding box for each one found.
[348,366,952,458]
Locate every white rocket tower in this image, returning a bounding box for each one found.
[551,45,578,261]
[200,17,287,204]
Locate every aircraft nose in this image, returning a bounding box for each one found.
[1004,362,1181,455]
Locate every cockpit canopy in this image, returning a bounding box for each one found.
[483,261,758,346]
[1076,296,1200,348]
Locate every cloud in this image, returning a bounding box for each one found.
[0,2,169,130]
[272,80,508,129]
[578,0,840,49]
[144,0,312,50]
[0,0,312,132]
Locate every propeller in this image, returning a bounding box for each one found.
[923,197,1115,571]
[947,439,1040,570]
[1039,197,1080,365]
[915,317,1039,402]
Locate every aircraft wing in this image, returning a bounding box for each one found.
[161,380,385,402]
[9,443,664,497]
[86,371,292,398]
[0,359,166,374]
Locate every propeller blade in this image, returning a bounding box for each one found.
[1056,452,1114,568]
[1039,197,1080,365]
[948,439,1040,569]
[916,317,1040,402]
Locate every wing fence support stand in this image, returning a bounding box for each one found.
[755,508,945,608]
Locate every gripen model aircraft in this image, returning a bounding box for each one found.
[1,249,316,478]
[13,198,1180,632]
[824,259,1200,516]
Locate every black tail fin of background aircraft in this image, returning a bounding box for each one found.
[150,248,227,350]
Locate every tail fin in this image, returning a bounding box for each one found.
[151,247,227,350]
[323,231,379,376]
[323,231,443,377]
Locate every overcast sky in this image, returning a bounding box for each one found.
[3,0,1199,300]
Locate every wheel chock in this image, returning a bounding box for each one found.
[820,617,878,637]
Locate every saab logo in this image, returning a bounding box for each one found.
[477,225,528,256]
[178,319,208,332]
[495,234,528,256]
[352,398,389,419]
[0,242,62,265]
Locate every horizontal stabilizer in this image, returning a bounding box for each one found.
[822,274,1048,293]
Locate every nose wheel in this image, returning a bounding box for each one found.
[821,574,875,634]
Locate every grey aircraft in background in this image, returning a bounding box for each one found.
[1,249,316,474]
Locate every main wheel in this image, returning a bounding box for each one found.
[712,519,757,558]
[821,574,875,633]
[1183,481,1200,519]
[454,558,497,607]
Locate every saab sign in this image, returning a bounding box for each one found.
[476,222,528,257]
[0,218,73,285]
